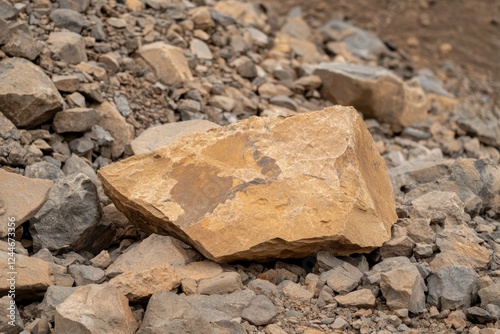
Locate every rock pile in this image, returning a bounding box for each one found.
[0,0,499,333]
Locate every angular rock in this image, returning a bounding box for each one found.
[53,108,99,134]
[0,0,17,20]
[94,102,134,159]
[47,31,87,65]
[427,265,479,310]
[49,8,85,33]
[197,272,243,295]
[68,264,106,286]
[37,286,77,321]
[137,290,255,334]
[137,42,193,85]
[188,6,214,30]
[279,281,313,301]
[190,38,212,60]
[29,173,103,252]
[334,288,376,308]
[465,307,494,324]
[54,284,138,334]
[0,296,23,333]
[376,258,426,313]
[0,251,63,300]
[213,0,265,28]
[314,63,429,131]
[321,261,363,293]
[0,58,64,128]
[109,265,180,302]
[241,295,277,326]
[25,161,65,180]
[131,120,220,155]
[57,0,89,12]
[321,20,387,61]
[99,106,397,262]
[105,234,199,278]
[0,169,52,237]
[479,284,500,307]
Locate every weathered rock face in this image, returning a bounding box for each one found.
[0,57,64,128]
[314,63,429,132]
[99,106,397,262]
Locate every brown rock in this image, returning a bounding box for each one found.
[314,63,429,131]
[99,106,397,262]
[53,108,99,133]
[189,6,215,30]
[137,42,193,85]
[0,251,63,300]
[54,284,138,334]
[334,288,376,308]
[0,57,64,128]
[94,101,134,159]
[52,75,80,93]
[0,169,52,237]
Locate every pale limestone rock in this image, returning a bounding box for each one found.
[54,284,138,334]
[131,120,220,155]
[137,42,193,85]
[314,63,429,132]
[0,169,52,237]
[99,106,397,262]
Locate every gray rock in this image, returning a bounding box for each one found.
[69,135,95,155]
[414,69,454,98]
[37,286,77,321]
[190,38,213,60]
[30,173,103,252]
[241,295,277,326]
[247,279,280,298]
[197,272,243,295]
[113,95,133,117]
[57,0,90,12]
[321,260,363,294]
[47,31,87,65]
[49,9,85,33]
[485,304,500,321]
[465,306,494,324]
[0,296,23,334]
[25,161,65,180]
[0,0,18,20]
[427,265,478,311]
[233,56,257,78]
[53,108,99,133]
[269,95,297,111]
[321,19,387,61]
[68,264,106,286]
[137,290,255,334]
[0,58,64,128]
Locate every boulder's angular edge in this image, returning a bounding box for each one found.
[98,106,397,262]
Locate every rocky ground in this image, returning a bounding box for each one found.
[0,0,500,333]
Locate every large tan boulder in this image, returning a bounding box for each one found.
[99,106,397,262]
[314,63,429,132]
